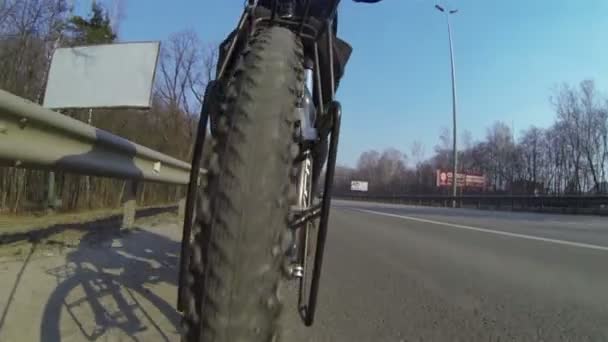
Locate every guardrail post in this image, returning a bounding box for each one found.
[46,171,56,214]
[540,198,544,211]
[178,197,187,223]
[122,180,138,229]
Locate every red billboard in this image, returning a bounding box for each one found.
[436,170,486,189]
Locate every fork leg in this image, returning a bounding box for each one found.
[176,81,216,311]
[302,100,341,326]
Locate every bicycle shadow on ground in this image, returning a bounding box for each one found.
[39,222,182,342]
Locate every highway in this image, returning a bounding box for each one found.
[1,201,607,341]
[282,200,608,341]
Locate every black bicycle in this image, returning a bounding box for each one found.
[177,1,379,340]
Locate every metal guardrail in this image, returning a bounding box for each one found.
[0,89,194,185]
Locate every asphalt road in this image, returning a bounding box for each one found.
[282,200,608,342]
[2,203,608,341]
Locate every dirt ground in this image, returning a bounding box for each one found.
[0,208,313,342]
[0,212,183,342]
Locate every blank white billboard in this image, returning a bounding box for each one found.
[351,181,369,192]
[43,42,160,109]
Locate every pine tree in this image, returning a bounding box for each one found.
[66,2,116,45]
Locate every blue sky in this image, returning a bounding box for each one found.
[85,0,608,166]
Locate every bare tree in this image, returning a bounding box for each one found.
[578,80,608,192]
[438,126,451,151]
[410,140,425,167]
[377,149,407,188]
[189,43,218,106]
[156,29,206,116]
[485,121,517,191]
[462,129,473,151]
[107,0,126,34]
[432,127,452,170]
[548,80,608,193]
[0,0,69,99]
[519,126,544,192]
[0,0,18,29]
[459,129,474,173]
[0,0,69,212]
[356,150,380,183]
[552,83,584,192]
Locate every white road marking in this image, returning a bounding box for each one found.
[353,208,608,252]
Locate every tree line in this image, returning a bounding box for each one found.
[335,80,608,197]
[0,0,215,214]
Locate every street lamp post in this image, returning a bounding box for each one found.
[435,4,459,208]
